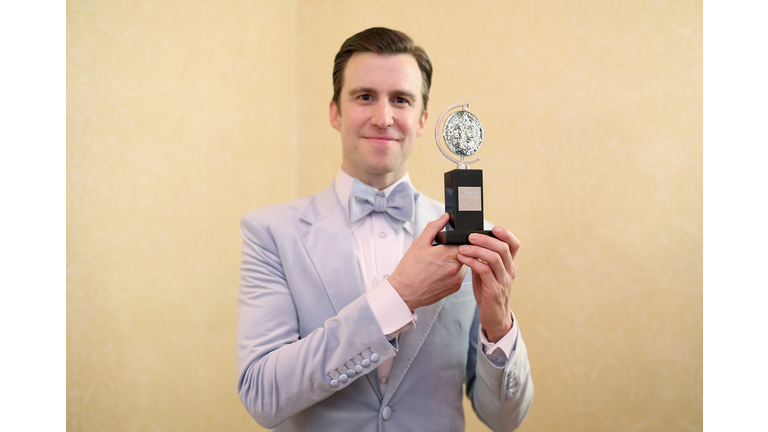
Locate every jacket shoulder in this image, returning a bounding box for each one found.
[240,196,312,232]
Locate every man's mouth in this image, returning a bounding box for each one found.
[363,136,399,144]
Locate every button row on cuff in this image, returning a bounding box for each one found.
[504,364,518,399]
[505,387,516,399]
[329,351,381,388]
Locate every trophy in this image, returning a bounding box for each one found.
[434,103,496,245]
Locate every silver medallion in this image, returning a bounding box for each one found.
[434,103,484,169]
[443,110,483,156]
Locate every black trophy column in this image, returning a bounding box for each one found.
[435,168,496,245]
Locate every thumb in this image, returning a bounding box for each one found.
[416,213,450,245]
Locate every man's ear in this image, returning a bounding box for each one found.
[415,110,429,138]
[329,100,341,131]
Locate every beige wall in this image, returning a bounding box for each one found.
[67,1,702,431]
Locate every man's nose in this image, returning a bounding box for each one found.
[370,100,394,128]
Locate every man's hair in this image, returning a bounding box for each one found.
[332,27,433,114]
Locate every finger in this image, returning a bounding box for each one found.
[467,232,514,274]
[416,213,450,246]
[458,243,508,283]
[491,226,521,260]
[457,252,500,290]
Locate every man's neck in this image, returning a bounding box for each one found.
[340,167,407,191]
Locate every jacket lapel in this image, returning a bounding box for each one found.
[298,184,364,314]
[382,299,445,403]
[382,193,446,403]
[299,183,384,399]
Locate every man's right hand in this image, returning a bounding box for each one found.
[388,213,466,311]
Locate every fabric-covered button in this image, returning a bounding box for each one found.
[382,406,392,420]
[354,365,363,373]
[330,379,339,388]
[371,353,380,362]
[338,374,348,383]
[362,359,371,367]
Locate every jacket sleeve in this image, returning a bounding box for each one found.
[466,311,535,432]
[235,215,395,428]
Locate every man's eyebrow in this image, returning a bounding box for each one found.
[347,86,378,96]
[347,87,418,101]
[390,89,418,101]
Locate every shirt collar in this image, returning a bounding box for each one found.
[334,168,416,234]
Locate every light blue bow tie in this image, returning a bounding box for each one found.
[348,179,416,231]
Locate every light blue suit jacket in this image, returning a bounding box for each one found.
[236,182,533,431]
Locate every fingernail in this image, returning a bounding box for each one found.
[493,226,502,234]
[460,245,468,252]
[469,234,478,241]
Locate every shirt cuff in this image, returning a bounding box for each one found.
[365,278,417,339]
[479,311,518,367]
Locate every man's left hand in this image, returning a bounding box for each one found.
[457,226,520,343]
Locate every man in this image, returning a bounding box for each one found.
[236,27,533,431]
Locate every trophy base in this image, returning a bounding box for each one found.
[434,230,497,245]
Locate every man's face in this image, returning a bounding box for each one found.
[330,52,428,188]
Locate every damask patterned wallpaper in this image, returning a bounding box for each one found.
[67,1,702,431]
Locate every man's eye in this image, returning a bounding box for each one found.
[395,97,407,104]
[359,94,371,101]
